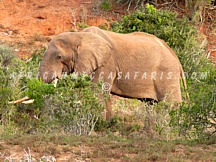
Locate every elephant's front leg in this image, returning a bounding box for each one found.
[105,96,113,120]
[100,86,114,120]
[92,68,116,120]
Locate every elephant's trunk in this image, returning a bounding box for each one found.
[38,64,60,83]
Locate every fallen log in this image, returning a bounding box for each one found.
[8,96,34,104]
[8,78,58,105]
[21,99,34,104]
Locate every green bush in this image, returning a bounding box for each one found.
[112,3,196,51]
[0,47,45,134]
[111,4,216,138]
[0,47,106,135]
[40,74,106,135]
[100,0,112,11]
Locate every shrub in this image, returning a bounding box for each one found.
[0,45,17,123]
[0,47,106,135]
[100,0,112,11]
[39,74,106,135]
[0,47,46,134]
[23,75,105,135]
[111,4,216,138]
[111,3,196,51]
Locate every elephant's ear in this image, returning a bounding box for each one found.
[75,33,112,74]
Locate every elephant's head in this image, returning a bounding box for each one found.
[38,32,112,83]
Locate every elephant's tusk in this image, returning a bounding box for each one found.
[8,96,30,104]
[53,78,58,87]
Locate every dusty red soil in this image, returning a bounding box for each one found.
[199,21,216,64]
[0,0,112,58]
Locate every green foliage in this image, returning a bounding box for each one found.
[41,74,106,135]
[111,4,216,138]
[26,79,55,108]
[0,45,41,133]
[112,3,196,50]
[0,44,14,66]
[0,47,106,135]
[100,0,112,11]
[78,21,89,29]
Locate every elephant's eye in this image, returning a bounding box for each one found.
[57,55,62,60]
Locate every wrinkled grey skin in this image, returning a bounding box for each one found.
[38,26,187,120]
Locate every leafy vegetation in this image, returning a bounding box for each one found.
[100,0,112,11]
[112,4,216,138]
[0,3,215,144]
[0,47,106,136]
[2,133,216,161]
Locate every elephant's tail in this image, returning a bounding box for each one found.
[180,66,190,100]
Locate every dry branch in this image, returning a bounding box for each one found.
[8,96,34,104]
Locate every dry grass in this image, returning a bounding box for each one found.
[1,98,215,161]
[0,133,216,161]
[112,97,181,140]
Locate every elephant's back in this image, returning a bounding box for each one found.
[82,26,115,47]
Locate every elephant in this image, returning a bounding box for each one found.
[38,26,187,120]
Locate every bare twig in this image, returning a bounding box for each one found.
[207,50,216,58]
[0,152,13,162]
[127,0,132,11]
[70,8,78,32]
[134,0,141,10]
[23,147,33,161]
[8,96,31,104]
